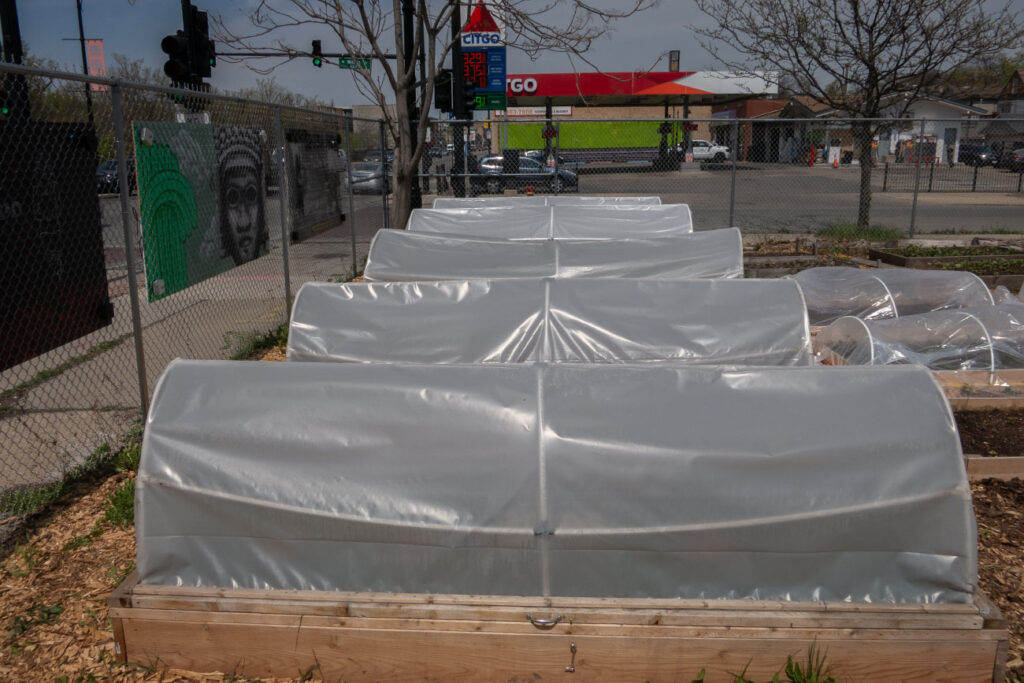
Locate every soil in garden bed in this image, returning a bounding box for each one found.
[955,409,1024,457]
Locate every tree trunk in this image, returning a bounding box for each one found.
[392,80,414,230]
[854,122,874,229]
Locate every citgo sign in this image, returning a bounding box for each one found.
[507,77,538,94]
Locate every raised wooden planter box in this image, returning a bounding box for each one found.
[934,369,1024,410]
[965,455,1024,481]
[108,573,1009,681]
[867,248,1018,268]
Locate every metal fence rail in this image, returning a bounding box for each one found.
[1,63,385,517]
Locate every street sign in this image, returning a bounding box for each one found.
[339,57,371,70]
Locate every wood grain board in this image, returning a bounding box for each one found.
[109,573,1009,681]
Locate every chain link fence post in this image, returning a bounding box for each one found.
[909,118,926,238]
[554,121,561,195]
[110,81,149,413]
[729,119,739,226]
[273,105,292,319]
[345,117,358,277]
[379,119,389,229]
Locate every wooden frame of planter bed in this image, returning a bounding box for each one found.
[108,572,1009,681]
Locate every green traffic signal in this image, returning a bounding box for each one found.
[312,40,323,68]
[1,106,9,116]
[313,57,322,67]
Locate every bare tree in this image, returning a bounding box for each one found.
[213,0,656,229]
[692,0,1023,229]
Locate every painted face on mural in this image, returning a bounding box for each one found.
[222,160,261,263]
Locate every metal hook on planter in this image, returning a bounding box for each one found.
[526,613,562,629]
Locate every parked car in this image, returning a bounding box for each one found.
[676,139,731,162]
[364,149,395,166]
[522,149,566,165]
[350,161,391,194]
[957,141,998,167]
[471,155,578,194]
[1004,148,1024,172]
[95,159,136,194]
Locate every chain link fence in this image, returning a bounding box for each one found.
[1,63,385,518]
[425,117,1024,233]
[4,59,1024,518]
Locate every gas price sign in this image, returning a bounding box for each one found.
[462,48,506,92]
[463,50,489,90]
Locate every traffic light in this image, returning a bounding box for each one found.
[191,7,214,78]
[434,69,452,113]
[462,79,477,113]
[312,40,323,68]
[161,30,191,81]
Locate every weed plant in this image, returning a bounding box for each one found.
[816,222,903,242]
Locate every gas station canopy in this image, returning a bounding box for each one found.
[504,71,776,108]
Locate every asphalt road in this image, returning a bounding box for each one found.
[562,165,1024,233]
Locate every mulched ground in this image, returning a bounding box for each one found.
[957,409,1024,457]
[974,479,1024,674]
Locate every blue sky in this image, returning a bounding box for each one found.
[14,0,719,106]
[14,0,1024,107]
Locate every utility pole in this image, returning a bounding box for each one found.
[75,0,94,126]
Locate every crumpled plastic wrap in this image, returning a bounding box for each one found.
[433,196,662,208]
[287,278,812,366]
[407,204,692,239]
[363,229,742,281]
[790,266,994,325]
[817,304,1024,371]
[137,360,975,603]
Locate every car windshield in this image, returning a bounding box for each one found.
[97,161,117,172]
[353,162,379,172]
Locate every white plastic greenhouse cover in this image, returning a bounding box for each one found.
[407,204,693,239]
[137,360,976,603]
[789,266,994,325]
[363,229,742,281]
[433,196,662,208]
[817,304,1024,371]
[287,279,812,366]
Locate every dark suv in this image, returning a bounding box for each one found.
[958,142,998,167]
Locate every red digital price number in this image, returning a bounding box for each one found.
[462,50,488,89]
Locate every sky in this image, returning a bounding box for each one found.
[12,0,727,107]
[11,0,1024,109]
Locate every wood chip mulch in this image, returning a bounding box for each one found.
[974,478,1024,673]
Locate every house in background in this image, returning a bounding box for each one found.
[977,70,1024,159]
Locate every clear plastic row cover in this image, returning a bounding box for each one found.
[433,195,662,208]
[816,304,1024,371]
[789,267,994,325]
[287,279,812,366]
[407,204,693,239]
[363,229,742,281]
[138,360,975,603]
